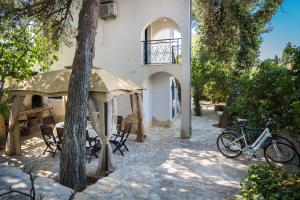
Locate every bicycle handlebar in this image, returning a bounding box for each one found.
[265,118,272,128]
[235,117,276,129]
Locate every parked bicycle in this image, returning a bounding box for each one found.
[217,118,299,166]
[223,118,297,150]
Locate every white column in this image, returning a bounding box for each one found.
[180,0,192,139]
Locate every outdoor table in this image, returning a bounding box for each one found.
[19,107,53,121]
[55,121,98,138]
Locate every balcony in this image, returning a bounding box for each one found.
[142,38,182,65]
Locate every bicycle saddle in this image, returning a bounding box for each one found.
[237,118,247,123]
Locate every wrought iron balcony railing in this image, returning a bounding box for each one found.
[142,38,181,65]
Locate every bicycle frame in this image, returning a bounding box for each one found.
[242,127,272,152]
[222,119,288,161]
[228,127,278,156]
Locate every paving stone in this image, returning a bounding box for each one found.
[1,106,266,199]
[74,106,257,199]
[0,165,73,200]
[150,193,161,200]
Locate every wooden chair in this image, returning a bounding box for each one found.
[116,116,123,131]
[85,130,101,163]
[56,127,64,149]
[42,116,55,127]
[110,122,132,156]
[40,125,59,157]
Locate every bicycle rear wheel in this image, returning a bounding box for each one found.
[273,135,297,150]
[264,141,299,164]
[217,131,243,158]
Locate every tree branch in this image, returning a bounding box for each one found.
[253,0,284,23]
[4,0,74,41]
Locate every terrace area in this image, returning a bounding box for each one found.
[0,105,263,199]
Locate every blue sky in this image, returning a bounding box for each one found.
[259,0,300,60]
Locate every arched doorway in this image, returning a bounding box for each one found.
[143,71,181,128]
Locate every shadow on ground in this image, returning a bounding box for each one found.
[1,105,269,200]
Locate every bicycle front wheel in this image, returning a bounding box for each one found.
[264,141,299,164]
[217,131,243,158]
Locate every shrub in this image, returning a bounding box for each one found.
[241,165,300,200]
[0,92,9,118]
[230,61,300,133]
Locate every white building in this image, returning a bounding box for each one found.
[48,0,191,138]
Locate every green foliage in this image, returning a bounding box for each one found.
[191,54,207,115]
[231,0,284,71]
[230,60,300,132]
[0,100,9,118]
[0,3,60,113]
[203,64,233,103]
[193,0,239,65]
[193,0,283,71]
[0,4,61,118]
[290,46,300,70]
[191,0,283,117]
[0,14,59,80]
[282,42,294,65]
[0,90,10,118]
[192,0,239,114]
[273,55,280,64]
[192,58,234,116]
[0,0,74,43]
[241,164,300,200]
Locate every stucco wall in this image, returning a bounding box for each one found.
[51,0,189,85]
[151,73,171,121]
[143,73,180,126]
[150,19,181,40]
[47,98,65,116]
[21,95,49,111]
[50,0,191,136]
[142,78,153,122]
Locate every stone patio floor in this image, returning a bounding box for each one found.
[0,106,268,199]
[76,106,266,200]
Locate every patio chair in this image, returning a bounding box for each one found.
[110,122,132,156]
[86,130,101,163]
[42,116,55,127]
[56,127,64,149]
[40,125,60,157]
[116,116,123,131]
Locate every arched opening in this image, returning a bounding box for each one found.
[31,95,43,108]
[143,71,181,128]
[141,17,182,65]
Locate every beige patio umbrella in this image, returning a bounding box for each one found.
[5,66,144,176]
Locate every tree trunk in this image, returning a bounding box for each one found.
[219,107,229,128]
[219,95,233,128]
[193,86,202,116]
[60,0,100,191]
